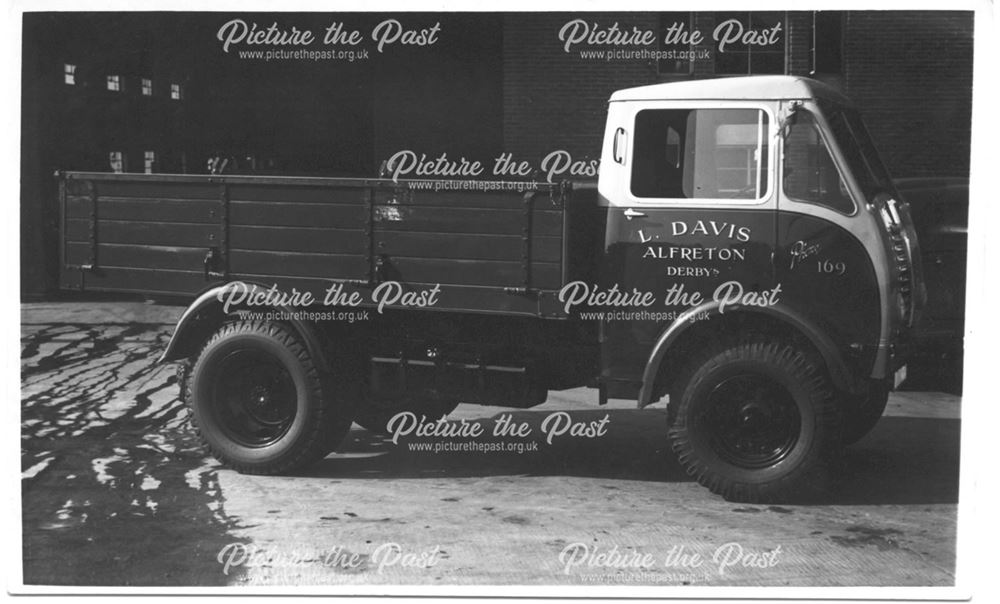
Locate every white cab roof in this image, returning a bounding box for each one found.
[610,76,851,104]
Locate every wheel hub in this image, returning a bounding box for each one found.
[210,349,297,447]
[698,374,802,470]
[739,402,767,426]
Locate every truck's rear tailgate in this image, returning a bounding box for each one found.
[59,172,593,317]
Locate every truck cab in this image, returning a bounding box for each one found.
[591,76,923,499]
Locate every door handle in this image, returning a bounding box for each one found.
[613,128,628,164]
[624,208,646,220]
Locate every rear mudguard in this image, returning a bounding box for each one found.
[158,282,330,371]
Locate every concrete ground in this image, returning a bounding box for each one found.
[20,301,961,588]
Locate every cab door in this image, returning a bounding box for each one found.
[773,101,884,379]
[596,101,780,392]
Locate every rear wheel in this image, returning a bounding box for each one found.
[668,338,841,503]
[187,321,354,474]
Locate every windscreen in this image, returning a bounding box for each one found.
[820,101,896,201]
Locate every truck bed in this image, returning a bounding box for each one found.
[58,172,599,318]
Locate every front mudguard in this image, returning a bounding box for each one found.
[637,301,860,409]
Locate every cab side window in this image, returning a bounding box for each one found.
[631,108,769,200]
[782,111,854,214]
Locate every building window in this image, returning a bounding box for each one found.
[713,12,786,75]
[64,64,76,85]
[658,13,696,75]
[170,83,183,100]
[107,74,122,92]
[109,151,126,173]
[141,78,153,96]
[144,151,156,174]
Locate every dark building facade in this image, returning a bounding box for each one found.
[500,11,973,177]
[22,14,199,296]
[21,11,974,296]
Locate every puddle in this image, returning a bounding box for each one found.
[21,322,248,586]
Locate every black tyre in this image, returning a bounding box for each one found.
[354,397,459,435]
[668,338,841,503]
[841,380,890,445]
[188,321,354,474]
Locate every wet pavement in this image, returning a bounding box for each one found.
[20,301,962,588]
[20,304,245,586]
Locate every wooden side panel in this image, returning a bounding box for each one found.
[58,173,573,315]
[228,226,365,255]
[65,196,217,224]
[62,179,220,294]
[229,201,366,228]
[228,250,368,280]
[80,267,211,296]
[227,184,369,281]
[374,188,550,209]
[65,219,218,248]
[374,206,563,236]
[371,189,564,289]
[94,180,220,200]
[376,232,562,263]
[63,177,373,293]
[382,258,562,289]
[66,243,207,272]
[228,184,367,204]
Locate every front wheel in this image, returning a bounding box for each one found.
[187,321,355,474]
[668,338,841,503]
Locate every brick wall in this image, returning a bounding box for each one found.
[501,11,973,180]
[501,12,816,166]
[842,11,973,178]
[502,13,661,166]
[786,12,813,76]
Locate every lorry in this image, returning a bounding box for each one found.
[57,76,924,502]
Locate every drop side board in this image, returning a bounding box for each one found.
[58,172,602,318]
